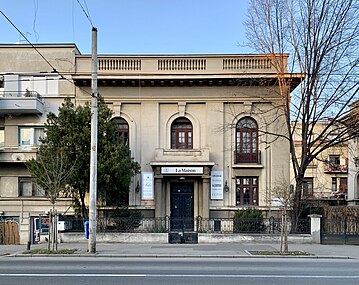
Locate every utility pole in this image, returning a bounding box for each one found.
[88,27,98,253]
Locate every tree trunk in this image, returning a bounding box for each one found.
[80,193,87,219]
[291,176,304,232]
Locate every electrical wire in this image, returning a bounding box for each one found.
[0,9,92,97]
[76,0,94,27]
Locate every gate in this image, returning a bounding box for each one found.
[321,218,359,245]
[0,221,20,245]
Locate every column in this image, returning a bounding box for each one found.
[202,177,210,219]
[154,177,163,218]
[309,214,322,244]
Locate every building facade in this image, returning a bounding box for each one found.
[291,121,349,206]
[0,44,77,243]
[0,44,301,243]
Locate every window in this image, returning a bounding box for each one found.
[0,127,4,149]
[19,178,45,197]
[302,177,313,197]
[19,127,44,149]
[331,177,337,192]
[0,76,3,89]
[235,117,258,163]
[20,75,58,96]
[339,178,348,193]
[328,155,340,166]
[112,117,129,146]
[171,117,193,149]
[236,177,258,205]
[332,177,338,192]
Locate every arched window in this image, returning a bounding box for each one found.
[235,117,258,163]
[112,117,129,146]
[171,117,193,149]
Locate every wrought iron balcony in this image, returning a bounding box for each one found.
[324,164,348,173]
[234,150,261,164]
[0,91,44,115]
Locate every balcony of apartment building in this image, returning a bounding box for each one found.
[0,90,44,115]
[0,146,37,163]
[323,155,348,173]
[0,126,42,163]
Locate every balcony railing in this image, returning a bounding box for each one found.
[324,164,348,173]
[0,91,44,115]
[234,150,261,164]
[0,90,43,101]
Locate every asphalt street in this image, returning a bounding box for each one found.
[0,257,359,285]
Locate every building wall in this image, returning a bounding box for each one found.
[290,122,349,204]
[76,82,290,218]
[0,46,299,243]
[0,44,78,243]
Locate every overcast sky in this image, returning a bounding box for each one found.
[0,0,252,55]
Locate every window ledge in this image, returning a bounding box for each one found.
[232,164,264,169]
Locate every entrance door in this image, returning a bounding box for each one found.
[170,183,194,231]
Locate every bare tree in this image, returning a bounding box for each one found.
[26,146,74,251]
[245,0,359,227]
[270,179,294,254]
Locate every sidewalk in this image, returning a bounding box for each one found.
[1,242,359,259]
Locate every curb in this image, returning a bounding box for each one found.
[9,253,354,259]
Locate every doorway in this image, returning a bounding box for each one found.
[170,182,194,231]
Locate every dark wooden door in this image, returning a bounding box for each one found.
[170,183,194,231]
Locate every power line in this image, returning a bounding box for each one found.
[76,0,94,27]
[0,9,58,74]
[0,9,92,97]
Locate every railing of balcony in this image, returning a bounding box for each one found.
[0,91,43,102]
[324,164,348,173]
[234,150,261,164]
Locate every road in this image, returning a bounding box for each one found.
[0,257,358,285]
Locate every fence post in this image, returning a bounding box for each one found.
[309,214,322,244]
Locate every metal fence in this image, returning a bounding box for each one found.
[61,216,310,235]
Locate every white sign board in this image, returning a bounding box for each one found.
[161,167,203,174]
[141,172,154,200]
[211,171,223,200]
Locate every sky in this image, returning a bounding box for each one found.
[0,0,252,55]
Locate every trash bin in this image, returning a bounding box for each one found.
[84,220,89,239]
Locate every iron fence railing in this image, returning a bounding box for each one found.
[61,216,310,235]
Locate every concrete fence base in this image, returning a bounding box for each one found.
[58,232,315,244]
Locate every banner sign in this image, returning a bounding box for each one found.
[211,171,223,200]
[141,172,154,200]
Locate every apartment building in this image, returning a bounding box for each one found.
[291,121,348,205]
[0,44,77,243]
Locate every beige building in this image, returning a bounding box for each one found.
[291,121,348,205]
[0,44,77,243]
[0,44,301,243]
[348,102,359,205]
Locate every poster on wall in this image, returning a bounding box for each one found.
[141,172,154,200]
[211,171,223,200]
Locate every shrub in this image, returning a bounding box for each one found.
[233,208,265,233]
[108,208,143,232]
